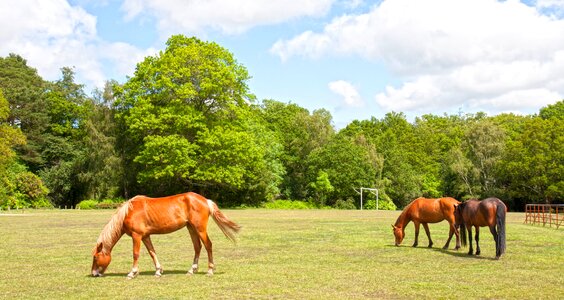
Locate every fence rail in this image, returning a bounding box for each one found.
[524,204,564,229]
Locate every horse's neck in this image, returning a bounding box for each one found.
[101,231,124,253]
[395,210,412,228]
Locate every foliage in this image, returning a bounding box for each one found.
[333,198,356,210]
[1,45,563,211]
[77,199,98,209]
[364,193,397,210]
[262,199,317,209]
[114,35,282,205]
[308,170,334,207]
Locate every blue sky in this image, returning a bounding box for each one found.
[1,0,564,128]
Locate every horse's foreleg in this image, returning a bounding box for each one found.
[127,234,142,279]
[187,226,202,275]
[474,226,481,256]
[142,236,163,277]
[412,222,420,247]
[422,223,433,248]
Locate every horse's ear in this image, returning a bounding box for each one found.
[391,224,395,229]
[96,242,103,253]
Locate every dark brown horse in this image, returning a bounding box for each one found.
[91,192,241,278]
[454,197,507,259]
[392,197,461,249]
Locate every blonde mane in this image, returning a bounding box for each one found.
[96,200,133,253]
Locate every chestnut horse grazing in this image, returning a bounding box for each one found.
[91,192,240,278]
[392,197,461,249]
[455,197,506,259]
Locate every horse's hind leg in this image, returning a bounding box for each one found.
[142,236,163,277]
[489,225,499,258]
[467,226,474,255]
[186,225,202,275]
[197,230,214,276]
[422,223,433,248]
[474,226,481,256]
[443,225,454,250]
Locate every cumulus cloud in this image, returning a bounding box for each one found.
[0,0,152,90]
[121,0,335,36]
[272,0,564,115]
[329,80,363,107]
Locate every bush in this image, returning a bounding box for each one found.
[333,198,357,210]
[77,199,98,210]
[77,198,125,209]
[262,200,317,209]
[364,194,397,210]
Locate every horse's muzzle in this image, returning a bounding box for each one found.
[91,270,103,277]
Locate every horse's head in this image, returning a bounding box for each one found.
[391,224,404,246]
[91,242,111,277]
[453,203,465,226]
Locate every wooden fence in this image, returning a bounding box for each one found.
[524,204,564,229]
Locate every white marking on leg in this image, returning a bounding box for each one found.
[127,267,139,279]
[188,263,198,275]
[155,264,163,277]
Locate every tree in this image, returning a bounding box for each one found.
[0,54,48,170]
[260,100,334,200]
[539,100,564,120]
[0,89,49,208]
[498,117,564,206]
[307,133,380,206]
[309,170,334,207]
[115,35,282,204]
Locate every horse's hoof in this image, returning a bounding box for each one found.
[206,270,214,277]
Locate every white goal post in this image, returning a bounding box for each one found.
[353,187,379,210]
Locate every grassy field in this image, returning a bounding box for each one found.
[0,209,562,299]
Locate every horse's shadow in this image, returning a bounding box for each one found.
[86,270,225,278]
[387,244,498,260]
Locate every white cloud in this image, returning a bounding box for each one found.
[272,0,564,115]
[0,0,152,91]
[121,0,335,36]
[329,80,363,107]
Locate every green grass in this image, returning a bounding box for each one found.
[0,209,562,299]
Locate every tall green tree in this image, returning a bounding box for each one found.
[307,133,381,206]
[0,54,48,170]
[260,100,334,199]
[115,35,282,204]
[498,117,564,206]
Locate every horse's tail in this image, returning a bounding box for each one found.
[207,200,241,243]
[496,201,506,257]
[459,222,467,248]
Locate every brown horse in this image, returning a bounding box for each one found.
[91,192,241,278]
[454,197,507,259]
[392,197,461,249]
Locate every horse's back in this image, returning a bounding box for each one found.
[409,197,456,223]
[463,198,505,226]
[123,193,209,235]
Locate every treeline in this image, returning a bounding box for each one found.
[1,35,562,211]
